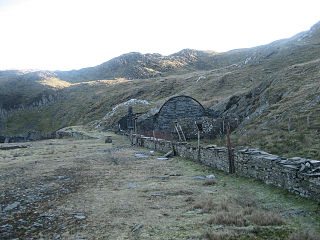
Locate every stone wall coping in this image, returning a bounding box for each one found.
[216,148,228,152]
[238,149,270,155]
[304,173,320,178]
[310,160,320,167]
[254,155,280,161]
[283,164,299,170]
[141,137,151,140]
[204,144,218,149]
[176,142,188,145]
[261,155,281,161]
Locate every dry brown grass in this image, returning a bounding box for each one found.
[207,201,285,227]
[233,194,258,208]
[242,207,254,216]
[45,147,55,155]
[197,189,286,228]
[185,196,195,202]
[287,230,320,240]
[203,230,237,240]
[219,202,230,212]
[194,198,216,213]
[208,210,247,226]
[203,179,216,185]
[247,211,285,226]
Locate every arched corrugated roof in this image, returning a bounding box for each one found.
[157,95,205,114]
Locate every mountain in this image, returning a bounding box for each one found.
[56,49,217,82]
[0,21,320,159]
[0,49,215,111]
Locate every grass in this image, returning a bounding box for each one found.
[247,211,285,226]
[287,230,320,240]
[39,77,71,88]
[204,197,285,227]
[206,118,320,160]
[203,231,237,240]
[208,210,247,226]
[203,179,217,185]
[1,130,320,239]
[193,198,216,213]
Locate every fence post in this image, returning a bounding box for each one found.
[226,124,235,174]
[153,130,157,150]
[195,121,203,161]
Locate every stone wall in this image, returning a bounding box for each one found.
[56,127,98,140]
[132,134,320,202]
[0,131,49,143]
[177,116,239,139]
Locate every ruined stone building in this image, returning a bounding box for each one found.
[119,95,239,140]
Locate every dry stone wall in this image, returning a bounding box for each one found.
[132,134,320,202]
[55,127,98,140]
[177,116,239,139]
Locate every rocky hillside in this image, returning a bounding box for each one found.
[0,49,214,112]
[56,49,217,82]
[0,21,320,159]
[208,22,320,159]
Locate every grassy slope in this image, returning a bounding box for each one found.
[2,64,261,135]
[210,25,320,159]
[229,59,320,159]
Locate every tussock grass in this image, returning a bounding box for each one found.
[247,211,285,226]
[203,179,216,185]
[208,210,247,226]
[207,208,285,227]
[242,207,254,216]
[233,193,259,208]
[202,191,285,228]
[185,196,195,202]
[219,202,230,212]
[287,230,320,240]
[203,230,237,240]
[194,198,216,213]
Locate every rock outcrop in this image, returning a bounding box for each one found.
[0,93,58,119]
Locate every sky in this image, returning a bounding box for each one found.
[0,0,319,71]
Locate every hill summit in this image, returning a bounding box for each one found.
[55,49,216,82]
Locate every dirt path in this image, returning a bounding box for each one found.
[1,132,320,239]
